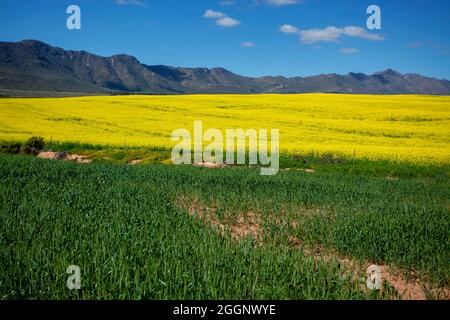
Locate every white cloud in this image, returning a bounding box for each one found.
[203,9,226,19]
[216,17,241,27]
[114,0,146,6]
[341,26,384,41]
[279,24,299,34]
[299,26,342,43]
[203,9,240,28]
[340,47,359,54]
[280,24,384,44]
[266,0,299,6]
[241,41,256,47]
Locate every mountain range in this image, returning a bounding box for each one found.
[1,39,449,96]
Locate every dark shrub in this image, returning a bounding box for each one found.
[319,153,334,164]
[0,141,22,154]
[24,136,46,151]
[333,157,346,164]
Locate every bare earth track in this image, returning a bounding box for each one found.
[176,196,450,300]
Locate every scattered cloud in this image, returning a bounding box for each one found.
[340,47,359,54]
[340,26,383,41]
[241,41,256,47]
[203,9,226,19]
[216,16,241,27]
[266,0,299,6]
[280,24,384,44]
[428,41,447,49]
[406,41,450,55]
[279,24,299,34]
[114,0,146,6]
[203,9,240,28]
[406,41,423,48]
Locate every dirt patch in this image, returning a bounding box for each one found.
[386,176,399,181]
[193,162,227,169]
[286,234,445,300]
[175,196,449,300]
[280,168,315,173]
[37,151,92,164]
[66,154,92,164]
[129,159,143,165]
[232,211,263,241]
[378,266,427,300]
[297,206,332,218]
[176,196,263,242]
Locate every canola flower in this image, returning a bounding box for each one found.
[0,94,449,164]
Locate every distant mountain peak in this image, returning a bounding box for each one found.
[110,54,140,63]
[375,69,402,76]
[347,72,368,80]
[19,39,48,45]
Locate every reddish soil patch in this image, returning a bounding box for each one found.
[280,168,315,173]
[37,151,92,164]
[176,196,263,242]
[37,151,59,160]
[193,162,227,169]
[286,234,447,300]
[129,159,143,165]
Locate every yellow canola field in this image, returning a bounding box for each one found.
[0,94,449,164]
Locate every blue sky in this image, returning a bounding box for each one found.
[0,0,449,79]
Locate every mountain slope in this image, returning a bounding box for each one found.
[1,40,449,95]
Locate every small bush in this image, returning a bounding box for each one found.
[319,153,335,165]
[24,136,46,151]
[0,141,22,154]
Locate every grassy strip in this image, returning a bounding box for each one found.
[1,139,446,179]
[47,142,450,179]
